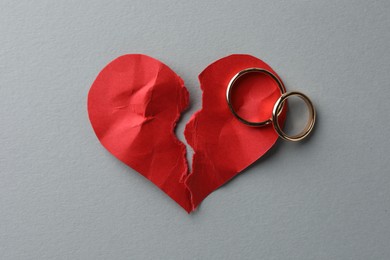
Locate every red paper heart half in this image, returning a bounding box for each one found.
[185,54,286,208]
[88,54,286,213]
[88,54,192,212]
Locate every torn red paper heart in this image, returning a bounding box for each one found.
[88,54,285,213]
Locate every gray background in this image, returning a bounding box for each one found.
[1,0,389,259]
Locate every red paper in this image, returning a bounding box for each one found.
[88,54,192,212]
[185,54,286,208]
[88,54,286,213]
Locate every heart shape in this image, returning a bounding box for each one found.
[88,54,286,212]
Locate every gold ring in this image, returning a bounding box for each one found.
[226,68,286,127]
[272,91,316,142]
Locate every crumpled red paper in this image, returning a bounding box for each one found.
[88,54,286,213]
[88,54,192,211]
[185,54,286,208]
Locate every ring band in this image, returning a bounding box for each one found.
[226,68,286,127]
[272,91,316,142]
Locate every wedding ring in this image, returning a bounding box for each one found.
[226,68,286,127]
[272,91,316,142]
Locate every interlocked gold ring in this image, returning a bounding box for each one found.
[226,68,286,127]
[226,68,316,142]
[272,91,316,142]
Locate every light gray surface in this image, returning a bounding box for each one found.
[1,1,390,259]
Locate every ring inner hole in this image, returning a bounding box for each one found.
[230,71,282,123]
[282,95,311,138]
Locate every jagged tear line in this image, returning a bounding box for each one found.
[182,70,206,213]
[171,75,196,213]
